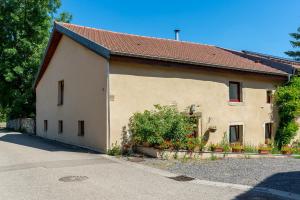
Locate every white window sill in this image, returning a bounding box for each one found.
[228,101,245,106]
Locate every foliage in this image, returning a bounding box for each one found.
[274,76,300,148]
[209,154,218,161]
[107,142,122,156]
[209,143,223,152]
[231,143,243,150]
[281,146,292,152]
[258,145,272,151]
[219,132,231,152]
[184,137,201,152]
[0,0,72,119]
[129,105,196,146]
[286,27,300,60]
[243,144,258,153]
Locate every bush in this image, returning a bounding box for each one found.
[129,105,196,146]
[275,76,300,148]
[107,142,122,156]
[243,144,258,153]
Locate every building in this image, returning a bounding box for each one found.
[34,22,299,152]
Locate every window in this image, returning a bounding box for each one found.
[44,120,48,132]
[58,80,64,105]
[229,125,243,143]
[78,120,85,136]
[266,90,272,103]
[58,120,63,134]
[265,123,273,143]
[229,81,241,102]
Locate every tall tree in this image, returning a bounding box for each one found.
[0,0,71,119]
[286,27,300,60]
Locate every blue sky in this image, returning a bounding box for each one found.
[58,0,300,58]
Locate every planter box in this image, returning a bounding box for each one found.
[281,150,292,155]
[232,148,243,153]
[213,147,224,152]
[258,150,270,154]
[136,146,288,160]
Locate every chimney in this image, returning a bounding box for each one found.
[174,29,180,41]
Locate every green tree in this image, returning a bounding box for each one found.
[0,0,72,120]
[275,76,300,148]
[286,27,300,60]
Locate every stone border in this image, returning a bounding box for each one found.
[103,155,300,200]
[136,146,293,160]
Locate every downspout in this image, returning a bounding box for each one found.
[287,68,296,84]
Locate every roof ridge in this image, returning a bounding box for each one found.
[57,22,216,48]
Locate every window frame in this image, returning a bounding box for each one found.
[229,81,241,102]
[78,120,85,136]
[58,120,63,134]
[229,125,243,144]
[266,90,272,104]
[265,123,273,140]
[58,80,64,106]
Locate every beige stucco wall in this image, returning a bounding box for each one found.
[36,35,109,152]
[109,60,284,146]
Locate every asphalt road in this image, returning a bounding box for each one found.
[0,130,294,200]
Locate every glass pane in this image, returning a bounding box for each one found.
[229,83,238,100]
[230,126,237,143]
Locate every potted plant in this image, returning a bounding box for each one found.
[281,146,292,155]
[210,144,223,152]
[231,143,244,153]
[258,145,272,154]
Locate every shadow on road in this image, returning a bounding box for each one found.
[0,129,99,154]
[235,171,300,200]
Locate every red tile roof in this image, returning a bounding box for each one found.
[34,22,291,88]
[58,22,289,76]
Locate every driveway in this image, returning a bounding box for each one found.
[0,130,295,200]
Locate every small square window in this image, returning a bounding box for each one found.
[44,120,48,132]
[58,120,63,134]
[229,125,243,144]
[229,81,242,102]
[266,90,272,103]
[78,121,84,136]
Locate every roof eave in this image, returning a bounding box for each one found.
[33,22,111,89]
[111,51,290,78]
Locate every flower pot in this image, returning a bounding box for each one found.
[232,148,242,153]
[213,147,223,152]
[258,150,270,154]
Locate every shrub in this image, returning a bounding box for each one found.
[243,144,258,153]
[220,132,231,152]
[107,142,122,156]
[275,76,300,148]
[231,143,244,151]
[258,145,272,151]
[129,105,196,146]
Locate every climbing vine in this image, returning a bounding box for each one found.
[274,76,300,148]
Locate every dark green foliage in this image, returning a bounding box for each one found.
[286,27,300,60]
[129,105,196,146]
[274,76,300,148]
[0,0,72,119]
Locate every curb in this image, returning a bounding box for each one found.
[102,155,300,200]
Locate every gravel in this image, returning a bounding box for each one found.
[140,157,300,195]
